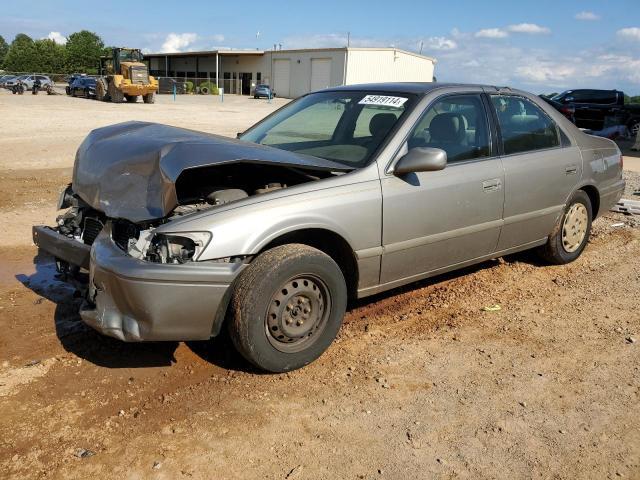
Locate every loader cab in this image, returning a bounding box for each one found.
[99,48,145,76]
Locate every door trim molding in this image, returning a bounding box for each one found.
[384,219,504,255]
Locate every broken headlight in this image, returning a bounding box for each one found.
[145,232,211,264]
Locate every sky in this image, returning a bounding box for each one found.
[2,0,640,94]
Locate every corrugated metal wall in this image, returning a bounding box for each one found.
[268,50,346,98]
[345,49,434,85]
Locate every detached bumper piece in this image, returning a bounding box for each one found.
[32,226,91,269]
[80,225,246,342]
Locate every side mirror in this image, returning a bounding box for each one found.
[393,147,447,175]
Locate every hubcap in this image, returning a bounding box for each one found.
[562,203,588,253]
[265,275,331,353]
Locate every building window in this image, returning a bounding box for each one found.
[257,72,262,81]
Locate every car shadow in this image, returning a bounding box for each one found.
[17,252,178,368]
[19,247,545,373]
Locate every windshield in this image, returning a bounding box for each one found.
[118,49,143,62]
[240,91,415,168]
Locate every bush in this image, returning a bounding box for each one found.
[198,81,219,95]
[185,81,194,93]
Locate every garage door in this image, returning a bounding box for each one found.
[273,59,291,98]
[310,58,331,92]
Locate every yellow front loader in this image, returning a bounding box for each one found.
[96,47,158,103]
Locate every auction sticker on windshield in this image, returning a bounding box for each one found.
[358,95,408,108]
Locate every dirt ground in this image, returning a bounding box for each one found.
[1,91,639,480]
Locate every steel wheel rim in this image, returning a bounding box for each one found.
[265,274,331,353]
[562,203,588,253]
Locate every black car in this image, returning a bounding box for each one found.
[548,89,640,134]
[69,77,97,98]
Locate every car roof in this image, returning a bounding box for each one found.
[324,82,491,95]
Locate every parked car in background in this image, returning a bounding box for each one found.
[66,73,87,95]
[33,83,624,373]
[69,77,97,98]
[0,74,17,87]
[17,75,54,90]
[548,89,640,135]
[254,84,275,99]
[4,75,28,89]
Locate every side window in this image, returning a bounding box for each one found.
[491,95,560,155]
[407,94,490,163]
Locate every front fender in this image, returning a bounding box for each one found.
[159,180,383,261]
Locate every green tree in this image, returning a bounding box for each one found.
[3,33,37,72]
[0,35,8,67]
[65,30,104,73]
[33,39,66,73]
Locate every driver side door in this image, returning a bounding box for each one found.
[380,93,504,286]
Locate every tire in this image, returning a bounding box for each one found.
[125,95,137,103]
[143,93,155,104]
[108,82,123,103]
[96,78,109,102]
[228,244,347,373]
[537,190,592,264]
[65,86,71,95]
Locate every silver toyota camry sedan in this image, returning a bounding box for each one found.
[33,83,625,372]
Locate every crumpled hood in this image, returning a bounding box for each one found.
[72,121,351,222]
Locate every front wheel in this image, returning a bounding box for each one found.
[228,244,347,372]
[143,93,155,104]
[537,190,592,264]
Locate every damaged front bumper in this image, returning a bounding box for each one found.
[32,225,91,269]
[81,225,246,341]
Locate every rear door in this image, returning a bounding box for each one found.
[489,94,582,250]
[380,92,504,284]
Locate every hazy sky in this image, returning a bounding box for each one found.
[2,0,640,94]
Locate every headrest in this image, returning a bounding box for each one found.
[429,113,468,143]
[369,113,397,138]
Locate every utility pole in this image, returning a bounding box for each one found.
[419,40,424,55]
[347,31,350,48]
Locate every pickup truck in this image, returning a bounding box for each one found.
[546,89,640,135]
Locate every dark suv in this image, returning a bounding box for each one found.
[549,89,640,134]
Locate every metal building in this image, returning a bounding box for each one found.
[145,47,436,98]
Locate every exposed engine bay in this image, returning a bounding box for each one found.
[55,162,332,268]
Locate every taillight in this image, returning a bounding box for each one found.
[560,106,575,119]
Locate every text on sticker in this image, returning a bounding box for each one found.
[358,95,408,108]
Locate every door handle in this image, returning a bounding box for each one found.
[482,179,502,192]
[565,165,578,175]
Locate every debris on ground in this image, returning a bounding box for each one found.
[74,448,95,459]
[482,304,502,312]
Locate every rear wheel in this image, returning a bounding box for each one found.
[228,244,347,372]
[537,190,592,264]
[143,93,155,104]
[125,95,138,103]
